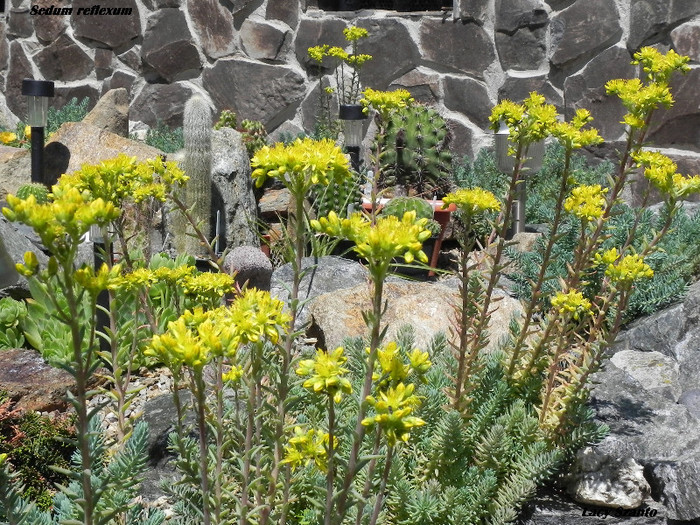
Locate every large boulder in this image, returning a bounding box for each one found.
[671,21,700,63]
[550,0,622,69]
[209,127,259,249]
[0,145,31,201]
[0,348,75,412]
[34,33,93,82]
[240,17,291,61]
[202,59,305,129]
[70,0,140,48]
[628,0,700,51]
[0,216,49,298]
[186,0,236,59]
[647,68,700,150]
[82,88,130,137]
[141,9,201,82]
[224,246,272,291]
[130,82,194,129]
[306,278,523,353]
[443,75,493,129]
[32,0,68,43]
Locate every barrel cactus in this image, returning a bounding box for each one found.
[15,183,49,204]
[312,171,362,218]
[375,105,453,198]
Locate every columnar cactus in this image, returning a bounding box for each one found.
[179,95,212,258]
[376,105,453,197]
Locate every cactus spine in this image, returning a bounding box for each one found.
[15,183,50,204]
[179,95,212,258]
[376,105,452,197]
[312,171,361,218]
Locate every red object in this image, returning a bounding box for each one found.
[361,200,455,276]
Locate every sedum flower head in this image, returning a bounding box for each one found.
[632,150,700,199]
[308,44,329,63]
[343,26,369,42]
[632,46,690,85]
[297,347,352,403]
[226,288,290,345]
[550,289,592,320]
[311,211,431,280]
[361,88,414,120]
[361,382,425,446]
[0,131,17,144]
[489,92,558,148]
[374,341,409,385]
[442,188,501,216]
[564,185,608,222]
[181,271,236,307]
[250,138,351,194]
[281,427,330,472]
[550,109,603,150]
[595,248,654,285]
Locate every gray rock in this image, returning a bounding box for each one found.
[210,128,259,249]
[356,17,420,89]
[224,246,272,291]
[266,0,299,29]
[419,18,495,79]
[566,447,651,509]
[130,82,193,129]
[5,42,33,120]
[495,0,548,34]
[141,9,201,82]
[94,49,113,81]
[32,0,68,43]
[186,0,236,59]
[0,23,8,72]
[388,68,441,105]
[671,21,700,63]
[0,348,75,412]
[499,74,563,110]
[550,0,622,68]
[443,75,493,128]
[117,47,142,71]
[202,59,305,129]
[0,146,31,202]
[7,7,33,38]
[103,71,137,97]
[646,462,700,522]
[678,389,700,420]
[628,0,700,51]
[563,45,635,142]
[496,25,547,70]
[240,17,291,61]
[70,0,140,48]
[647,68,700,150]
[82,88,130,137]
[0,216,48,298]
[270,256,370,329]
[445,118,474,161]
[610,350,681,402]
[293,18,347,70]
[457,0,490,24]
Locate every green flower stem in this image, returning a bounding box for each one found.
[538,319,571,427]
[324,394,336,525]
[507,147,573,378]
[169,192,223,271]
[368,445,393,525]
[214,358,225,525]
[192,369,212,525]
[240,354,259,525]
[354,432,383,525]
[336,272,385,521]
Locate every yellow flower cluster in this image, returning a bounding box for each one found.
[60,154,187,207]
[550,289,592,320]
[372,341,432,387]
[74,263,123,298]
[311,211,431,277]
[632,150,700,199]
[360,88,414,120]
[0,131,17,144]
[251,138,351,194]
[297,347,352,403]
[307,44,329,63]
[633,47,690,85]
[442,188,501,216]
[181,271,236,305]
[343,26,369,42]
[550,109,603,150]
[146,288,289,372]
[564,185,608,222]
[109,265,195,293]
[281,427,330,472]
[489,92,558,148]
[3,186,120,255]
[361,383,425,446]
[595,248,654,285]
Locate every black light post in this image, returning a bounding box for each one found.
[339,104,366,173]
[21,79,54,185]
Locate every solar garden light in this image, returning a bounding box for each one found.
[22,78,54,185]
[339,104,366,173]
[494,120,544,236]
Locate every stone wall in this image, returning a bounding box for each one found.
[0,0,698,165]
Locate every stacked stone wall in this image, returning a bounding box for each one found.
[0,0,698,167]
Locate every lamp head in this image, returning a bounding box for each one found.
[21,79,55,128]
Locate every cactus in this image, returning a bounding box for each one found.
[312,171,362,218]
[178,95,213,258]
[375,105,453,198]
[15,183,49,204]
[239,119,268,159]
[380,196,442,236]
[214,109,237,130]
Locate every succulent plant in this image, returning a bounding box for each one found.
[239,119,268,158]
[214,109,237,130]
[15,183,49,204]
[375,105,453,198]
[312,170,362,219]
